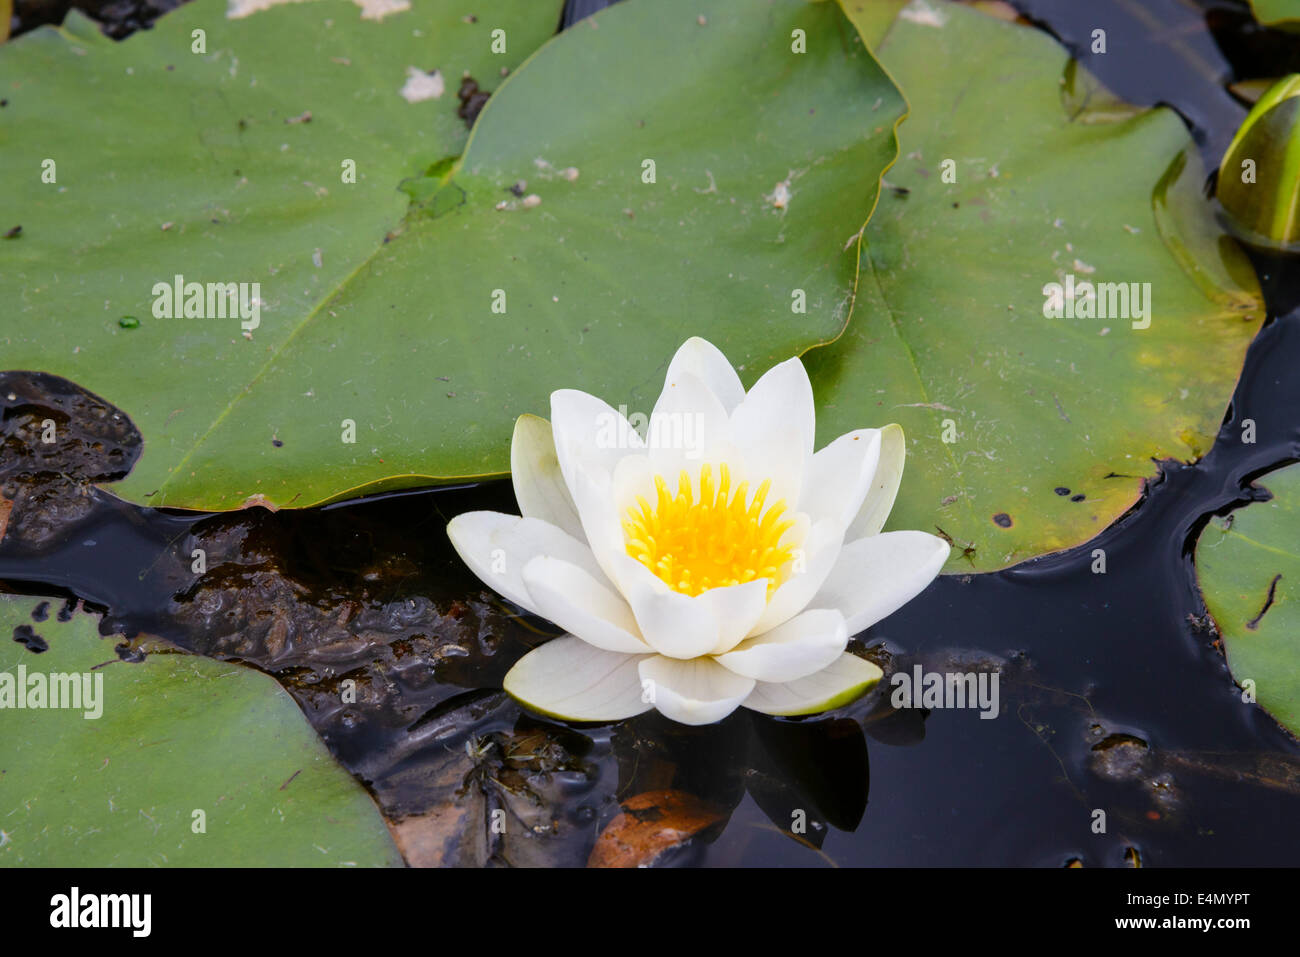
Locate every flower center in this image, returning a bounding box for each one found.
[622,462,797,598]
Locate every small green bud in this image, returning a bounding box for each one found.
[1218,74,1300,251]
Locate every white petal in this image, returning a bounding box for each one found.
[750,517,843,635]
[715,608,848,683]
[812,531,950,636]
[609,449,657,517]
[446,511,603,615]
[698,579,771,654]
[504,637,653,722]
[610,554,723,659]
[646,370,732,483]
[520,555,649,654]
[847,423,905,539]
[799,428,882,529]
[742,653,883,716]
[639,655,755,726]
[729,356,815,504]
[550,388,643,490]
[659,337,746,414]
[510,414,585,542]
[562,456,634,588]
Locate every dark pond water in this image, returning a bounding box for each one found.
[3,0,1300,866]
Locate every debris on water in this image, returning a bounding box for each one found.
[766,174,793,211]
[3,226,21,239]
[1088,732,1151,781]
[284,110,312,125]
[900,0,947,28]
[1246,573,1282,630]
[457,75,491,127]
[12,624,48,653]
[227,0,410,22]
[496,193,541,212]
[401,67,445,104]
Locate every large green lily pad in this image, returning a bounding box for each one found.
[807,0,1263,571]
[1,0,904,510]
[0,596,403,865]
[1195,463,1300,738]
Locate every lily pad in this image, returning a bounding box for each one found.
[1195,462,1300,738]
[1248,0,1300,30]
[807,0,1264,571]
[1,0,904,510]
[0,595,403,866]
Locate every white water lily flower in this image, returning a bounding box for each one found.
[448,338,949,726]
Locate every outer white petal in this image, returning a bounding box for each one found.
[749,517,843,635]
[657,336,746,414]
[521,556,649,654]
[799,428,882,530]
[510,414,585,542]
[812,531,950,636]
[847,423,906,539]
[610,554,723,659]
[639,655,755,726]
[742,653,883,717]
[550,388,643,491]
[504,637,653,722]
[729,356,815,505]
[446,512,603,616]
[563,456,635,589]
[714,608,848,683]
[645,371,732,484]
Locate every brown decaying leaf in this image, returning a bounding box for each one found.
[588,790,724,868]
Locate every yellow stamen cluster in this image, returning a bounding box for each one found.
[623,463,797,598]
